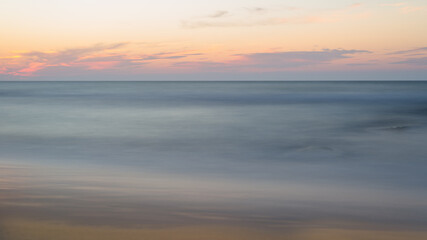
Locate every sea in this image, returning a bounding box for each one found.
[1,81,427,239]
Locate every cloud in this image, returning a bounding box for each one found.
[2,43,130,76]
[388,48,427,66]
[138,52,200,61]
[173,61,229,70]
[245,6,299,14]
[0,43,203,77]
[174,49,371,72]
[249,7,266,12]
[77,55,131,62]
[209,10,229,18]
[381,2,406,7]
[389,47,427,55]
[182,4,367,29]
[239,49,371,68]
[22,43,128,64]
[393,57,427,65]
[245,7,268,13]
[381,2,425,14]
[182,15,338,29]
[400,6,424,13]
[182,18,285,28]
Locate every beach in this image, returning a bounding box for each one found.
[1,81,427,239]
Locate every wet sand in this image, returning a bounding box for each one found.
[2,219,427,240]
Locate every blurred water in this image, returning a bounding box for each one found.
[1,81,427,234]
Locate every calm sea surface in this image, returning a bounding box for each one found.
[1,81,427,239]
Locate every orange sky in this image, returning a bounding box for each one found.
[0,0,426,80]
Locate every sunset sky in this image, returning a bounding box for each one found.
[0,0,426,80]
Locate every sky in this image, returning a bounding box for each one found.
[0,0,426,80]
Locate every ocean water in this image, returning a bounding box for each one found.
[1,81,427,239]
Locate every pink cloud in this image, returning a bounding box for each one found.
[0,43,202,77]
[381,2,425,14]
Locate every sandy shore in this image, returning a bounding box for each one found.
[2,219,427,240]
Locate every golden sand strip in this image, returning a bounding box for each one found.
[1,219,427,240]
